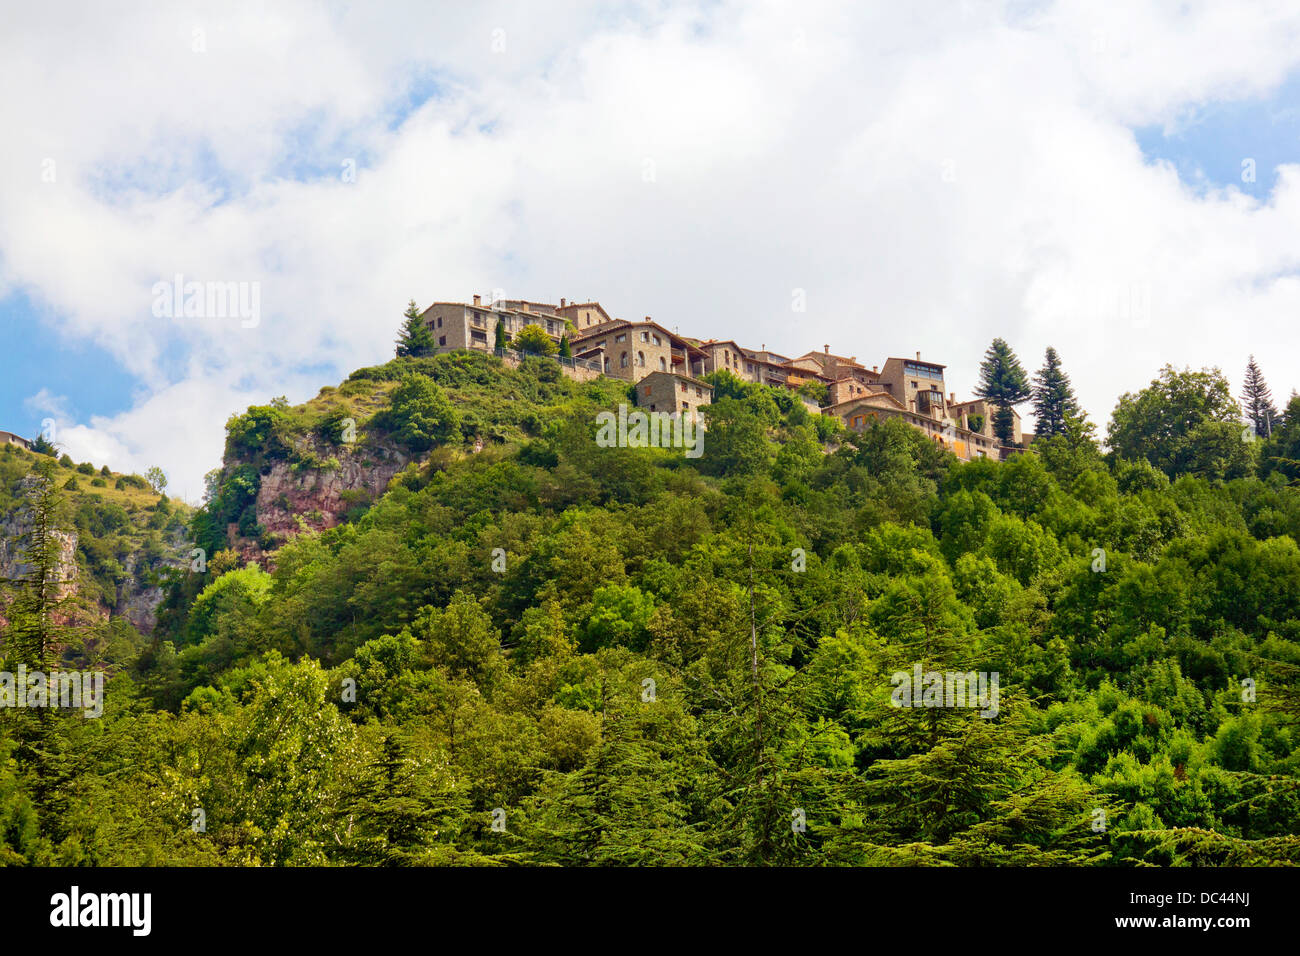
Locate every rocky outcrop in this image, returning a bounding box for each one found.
[230,438,410,566]
[0,492,189,636]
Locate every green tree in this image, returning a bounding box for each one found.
[395,299,435,358]
[494,319,509,352]
[1107,365,1252,480]
[1032,347,1079,439]
[1,460,73,669]
[514,324,556,356]
[558,334,572,358]
[975,338,1031,446]
[381,375,462,452]
[145,465,168,495]
[1241,355,1279,438]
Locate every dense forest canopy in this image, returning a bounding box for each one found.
[2,348,1298,866]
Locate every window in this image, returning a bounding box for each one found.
[659,357,667,371]
[695,387,702,397]
[637,351,646,367]
[438,335,446,346]
[643,385,652,396]
[620,352,628,368]
[681,401,689,412]
[436,317,442,328]
[680,382,687,392]
[641,331,649,342]
[652,334,661,346]
[615,333,627,343]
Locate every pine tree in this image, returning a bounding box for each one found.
[558,334,572,358]
[974,338,1031,446]
[1032,347,1079,439]
[493,318,508,352]
[1,460,73,671]
[395,300,435,358]
[1241,355,1279,437]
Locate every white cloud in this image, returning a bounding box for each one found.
[3,0,1300,499]
[23,388,73,422]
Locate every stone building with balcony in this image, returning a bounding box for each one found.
[569,318,704,382]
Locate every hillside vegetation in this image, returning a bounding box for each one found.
[2,350,1299,866]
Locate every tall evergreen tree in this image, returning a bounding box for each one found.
[1241,355,1279,437]
[395,299,435,358]
[558,334,572,358]
[974,338,1031,446]
[1032,347,1079,439]
[493,318,509,352]
[1,460,72,671]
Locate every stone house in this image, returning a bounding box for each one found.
[635,371,713,419]
[420,295,572,352]
[949,398,1022,447]
[0,431,31,451]
[570,319,703,382]
[877,354,949,421]
[828,393,999,461]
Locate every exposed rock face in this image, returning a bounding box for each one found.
[0,513,186,634]
[116,527,191,633]
[0,512,78,598]
[231,439,410,566]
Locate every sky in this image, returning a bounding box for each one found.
[3,0,1300,502]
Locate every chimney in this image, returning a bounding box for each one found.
[916,351,921,361]
[645,316,651,322]
[472,294,481,307]
[824,344,829,353]
[872,365,878,374]
[950,392,955,403]
[561,297,566,307]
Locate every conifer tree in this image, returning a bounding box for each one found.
[1,460,72,671]
[1032,347,1079,439]
[493,318,509,352]
[558,334,572,358]
[974,338,1030,446]
[395,299,435,358]
[1241,355,1279,437]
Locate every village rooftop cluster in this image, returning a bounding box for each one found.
[419,295,1022,461]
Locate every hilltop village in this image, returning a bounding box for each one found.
[419,295,1021,461]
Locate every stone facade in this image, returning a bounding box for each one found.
[635,371,713,419]
[0,431,31,451]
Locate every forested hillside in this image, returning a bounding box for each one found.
[2,350,1298,866]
